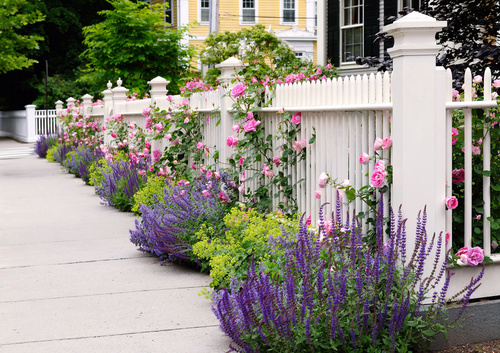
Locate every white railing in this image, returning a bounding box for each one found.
[35,109,59,136]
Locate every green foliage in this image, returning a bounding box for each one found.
[46,144,58,162]
[80,0,193,95]
[32,73,91,109]
[192,206,298,290]
[131,175,167,215]
[0,0,45,73]
[89,152,128,188]
[200,24,302,85]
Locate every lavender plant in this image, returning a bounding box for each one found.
[95,157,148,212]
[34,132,60,158]
[63,144,104,184]
[52,143,74,164]
[130,172,236,265]
[213,195,485,353]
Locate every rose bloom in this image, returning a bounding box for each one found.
[197,142,204,150]
[315,189,321,199]
[359,153,369,165]
[373,137,383,151]
[226,136,239,147]
[371,169,385,188]
[272,156,281,166]
[247,111,254,120]
[291,112,302,124]
[142,108,151,117]
[232,124,240,132]
[382,137,392,150]
[152,148,162,163]
[318,172,329,188]
[231,83,246,98]
[293,139,307,152]
[452,168,465,183]
[466,246,485,266]
[243,119,261,132]
[445,196,458,209]
[202,190,211,197]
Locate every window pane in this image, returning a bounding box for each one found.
[243,0,254,8]
[283,9,295,22]
[242,9,255,22]
[344,9,350,25]
[201,8,209,22]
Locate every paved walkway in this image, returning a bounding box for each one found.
[0,138,232,352]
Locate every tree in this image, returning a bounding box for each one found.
[80,0,193,95]
[0,0,45,74]
[199,24,301,82]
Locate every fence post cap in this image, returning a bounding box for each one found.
[82,94,93,100]
[216,57,247,84]
[55,100,63,105]
[148,76,169,85]
[24,104,37,109]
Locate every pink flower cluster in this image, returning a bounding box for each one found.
[226,136,239,147]
[261,164,273,178]
[452,168,465,183]
[231,83,246,98]
[373,136,392,151]
[293,139,307,152]
[456,246,485,266]
[371,160,387,188]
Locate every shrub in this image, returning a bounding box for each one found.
[192,206,298,290]
[34,132,60,158]
[130,172,236,264]
[52,143,74,164]
[212,196,484,353]
[131,175,167,215]
[94,156,148,212]
[63,144,104,184]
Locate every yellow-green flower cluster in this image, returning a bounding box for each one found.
[193,206,298,289]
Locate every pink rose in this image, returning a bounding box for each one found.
[152,148,162,163]
[243,119,261,132]
[373,137,383,151]
[232,124,240,132]
[452,169,465,183]
[218,192,229,203]
[231,83,246,98]
[202,190,211,197]
[226,136,239,147]
[371,169,385,188]
[111,132,117,139]
[473,75,482,84]
[291,112,302,124]
[472,145,481,155]
[261,164,273,178]
[197,142,204,150]
[466,246,484,266]
[445,232,450,245]
[272,156,281,166]
[293,139,307,152]
[315,189,321,199]
[165,133,172,140]
[359,153,369,165]
[382,137,392,150]
[318,172,329,188]
[445,196,458,210]
[142,108,151,117]
[184,117,190,124]
[239,157,245,166]
[305,216,312,226]
[493,79,500,89]
[247,111,254,120]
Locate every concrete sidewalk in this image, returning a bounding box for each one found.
[0,138,232,352]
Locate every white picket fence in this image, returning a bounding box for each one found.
[51,12,500,300]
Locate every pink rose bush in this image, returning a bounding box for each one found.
[243,118,261,132]
[226,136,239,147]
[231,83,246,98]
[291,112,302,124]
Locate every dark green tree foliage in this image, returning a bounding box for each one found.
[80,0,192,95]
[0,0,44,74]
[0,0,111,110]
[200,24,301,83]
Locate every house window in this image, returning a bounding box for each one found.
[341,0,363,62]
[399,0,423,10]
[283,0,296,23]
[164,1,173,26]
[242,0,256,24]
[200,0,210,23]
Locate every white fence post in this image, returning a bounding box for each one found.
[385,13,447,261]
[25,104,37,143]
[55,100,64,115]
[102,81,114,145]
[149,76,169,104]
[81,94,93,116]
[215,57,246,165]
[111,78,129,116]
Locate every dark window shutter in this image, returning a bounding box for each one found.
[364,0,381,58]
[327,0,340,67]
[384,0,398,54]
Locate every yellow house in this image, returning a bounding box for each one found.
[149,0,318,69]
